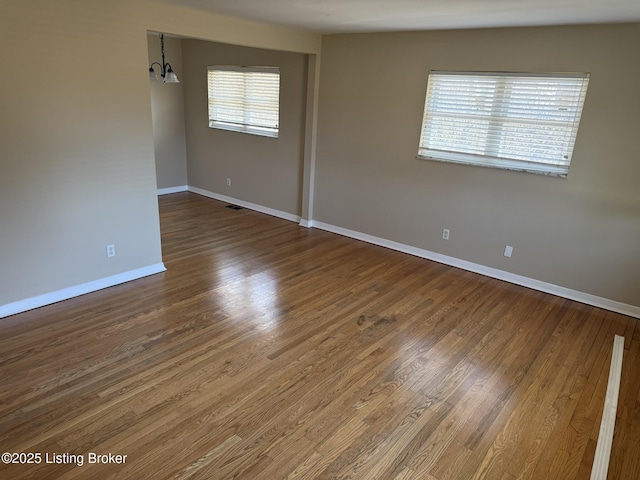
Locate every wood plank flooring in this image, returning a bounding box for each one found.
[1,191,638,479]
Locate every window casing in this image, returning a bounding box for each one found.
[418,71,589,176]
[207,66,280,138]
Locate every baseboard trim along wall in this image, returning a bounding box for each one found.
[311,221,640,320]
[299,219,314,228]
[157,189,640,319]
[158,185,188,195]
[0,263,166,319]
[188,186,301,223]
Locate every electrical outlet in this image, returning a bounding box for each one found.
[442,228,450,240]
[107,244,116,258]
[504,245,513,258]
[226,178,231,187]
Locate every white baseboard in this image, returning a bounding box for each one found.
[312,221,640,319]
[299,219,314,228]
[158,185,188,195]
[0,263,166,319]
[591,334,625,480]
[188,186,301,223]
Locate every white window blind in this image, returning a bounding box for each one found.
[418,71,589,176]
[207,66,280,138]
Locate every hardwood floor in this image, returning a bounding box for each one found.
[1,191,638,479]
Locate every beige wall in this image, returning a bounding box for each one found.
[0,0,319,311]
[148,33,188,189]
[182,40,308,215]
[0,1,163,307]
[315,24,640,307]
[144,1,321,54]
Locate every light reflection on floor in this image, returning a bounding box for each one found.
[215,261,280,331]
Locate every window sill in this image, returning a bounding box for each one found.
[209,121,278,138]
[417,151,568,177]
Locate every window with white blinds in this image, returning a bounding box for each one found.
[418,71,589,176]
[207,66,280,138]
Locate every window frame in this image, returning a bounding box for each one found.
[207,65,280,138]
[417,71,590,177]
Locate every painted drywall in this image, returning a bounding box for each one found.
[0,0,320,311]
[148,33,188,189]
[314,24,640,307]
[182,40,308,216]
[144,1,321,54]
[0,1,164,308]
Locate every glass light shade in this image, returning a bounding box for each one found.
[164,68,180,84]
[149,68,158,81]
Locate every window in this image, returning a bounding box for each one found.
[418,71,589,176]
[207,66,280,138]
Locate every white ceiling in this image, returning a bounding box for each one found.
[156,0,640,33]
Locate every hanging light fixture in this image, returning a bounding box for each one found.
[149,33,180,84]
